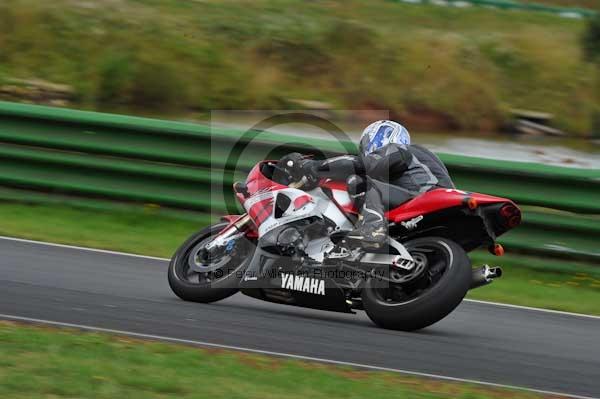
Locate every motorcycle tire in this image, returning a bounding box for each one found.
[168,222,253,303]
[361,237,471,331]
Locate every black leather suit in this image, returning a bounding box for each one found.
[279,144,454,244]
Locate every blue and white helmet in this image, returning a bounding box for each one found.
[359,120,411,156]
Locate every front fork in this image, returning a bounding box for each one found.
[204,214,253,252]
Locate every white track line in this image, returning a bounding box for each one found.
[463,299,600,320]
[0,313,593,399]
[0,235,167,261]
[1,235,599,321]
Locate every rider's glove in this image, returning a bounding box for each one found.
[279,153,304,181]
[299,160,319,190]
[278,153,319,189]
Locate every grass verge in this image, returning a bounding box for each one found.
[0,321,567,399]
[0,201,212,258]
[468,252,600,314]
[0,201,598,315]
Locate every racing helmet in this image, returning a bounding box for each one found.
[359,120,411,156]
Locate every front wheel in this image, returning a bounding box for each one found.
[168,222,254,303]
[361,237,471,331]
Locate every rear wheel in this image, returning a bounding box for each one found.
[168,222,254,303]
[361,237,471,331]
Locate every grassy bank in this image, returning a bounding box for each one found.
[0,201,598,315]
[0,0,597,134]
[0,321,566,399]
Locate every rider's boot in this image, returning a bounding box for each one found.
[344,215,387,249]
[344,177,388,249]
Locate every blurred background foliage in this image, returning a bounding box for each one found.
[0,0,598,135]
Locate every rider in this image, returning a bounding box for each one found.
[278,120,454,248]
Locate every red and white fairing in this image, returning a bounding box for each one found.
[239,162,354,238]
[320,180,358,215]
[243,186,354,237]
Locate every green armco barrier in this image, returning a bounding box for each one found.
[439,155,600,214]
[0,143,221,210]
[500,210,600,262]
[0,101,355,169]
[390,0,597,17]
[0,101,598,261]
[0,101,597,213]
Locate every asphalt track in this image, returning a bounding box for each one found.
[1,237,598,398]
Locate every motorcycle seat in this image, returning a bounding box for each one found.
[369,179,415,211]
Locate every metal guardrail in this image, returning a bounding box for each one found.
[0,101,598,261]
[391,0,597,18]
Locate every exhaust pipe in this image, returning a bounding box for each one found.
[470,265,502,290]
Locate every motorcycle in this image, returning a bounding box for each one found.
[168,159,521,331]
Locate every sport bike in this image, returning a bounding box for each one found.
[168,160,521,330]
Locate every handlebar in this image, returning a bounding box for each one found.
[270,161,306,189]
[271,163,292,179]
[289,176,307,189]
